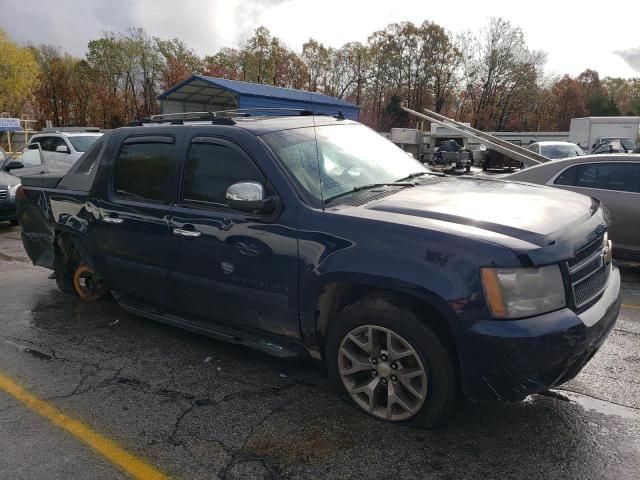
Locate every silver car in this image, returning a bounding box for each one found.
[528,141,584,159]
[506,154,640,261]
[29,132,102,165]
[1,142,76,177]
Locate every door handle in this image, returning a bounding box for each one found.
[173,228,201,238]
[103,216,123,224]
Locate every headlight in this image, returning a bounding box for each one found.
[481,265,566,319]
[8,183,21,200]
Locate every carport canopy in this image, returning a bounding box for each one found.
[157,75,360,120]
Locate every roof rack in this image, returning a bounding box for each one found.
[126,108,343,127]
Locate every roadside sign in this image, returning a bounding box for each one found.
[0,118,21,131]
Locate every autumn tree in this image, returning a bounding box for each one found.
[204,48,242,79]
[458,18,545,130]
[0,29,39,116]
[156,38,203,90]
[578,69,619,116]
[550,75,586,130]
[301,39,330,92]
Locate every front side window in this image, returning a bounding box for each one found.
[262,124,427,204]
[50,137,67,152]
[19,147,43,167]
[113,142,173,202]
[182,141,264,208]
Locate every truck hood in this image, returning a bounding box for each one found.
[342,176,605,264]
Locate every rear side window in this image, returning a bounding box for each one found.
[114,143,173,202]
[555,163,640,192]
[576,163,640,192]
[182,141,264,208]
[32,136,52,151]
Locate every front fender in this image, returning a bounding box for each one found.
[296,207,527,361]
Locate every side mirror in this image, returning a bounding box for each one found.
[5,161,24,171]
[226,181,277,214]
[56,145,70,153]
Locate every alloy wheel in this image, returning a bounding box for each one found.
[338,325,428,421]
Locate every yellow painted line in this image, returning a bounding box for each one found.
[0,372,168,480]
[622,304,640,310]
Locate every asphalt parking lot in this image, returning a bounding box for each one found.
[1,223,639,479]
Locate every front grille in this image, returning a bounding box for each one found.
[567,237,603,268]
[0,189,7,201]
[567,234,610,310]
[573,266,610,308]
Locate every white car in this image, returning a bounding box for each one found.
[528,141,584,160]
[29,132,103,165]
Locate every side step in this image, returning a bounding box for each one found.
[117,296,306,359]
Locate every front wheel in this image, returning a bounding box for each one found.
[326,296,458,428]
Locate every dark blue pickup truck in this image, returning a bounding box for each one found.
[16,112,621,427]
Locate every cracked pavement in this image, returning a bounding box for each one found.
[0,223,639,479]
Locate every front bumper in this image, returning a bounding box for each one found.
[460,265,621,401]
[0,203,17,222]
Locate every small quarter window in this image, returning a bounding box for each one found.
[554,165,578,186]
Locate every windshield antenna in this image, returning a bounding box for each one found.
[309,90,325,206]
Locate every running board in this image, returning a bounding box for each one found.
[117,296,306,359]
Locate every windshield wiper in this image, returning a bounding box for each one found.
[395,171,431,182]
[324,182,414,204]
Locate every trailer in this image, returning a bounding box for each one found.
[401,107,547,171]
[569,116,640,152]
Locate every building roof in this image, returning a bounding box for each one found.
[157,75,359,109]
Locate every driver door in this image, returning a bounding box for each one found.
[5,144,46,177]
[168,135,299,338]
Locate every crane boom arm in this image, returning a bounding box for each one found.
[401,107,546,166]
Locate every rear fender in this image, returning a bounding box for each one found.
[18,189,56,269]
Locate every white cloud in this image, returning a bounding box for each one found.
[2,0,639,78]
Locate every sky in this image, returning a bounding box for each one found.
[2,0,640,78]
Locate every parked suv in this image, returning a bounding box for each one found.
[16,112,621,427]
[29,131,102,165]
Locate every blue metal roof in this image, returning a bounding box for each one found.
[157,75,359,110]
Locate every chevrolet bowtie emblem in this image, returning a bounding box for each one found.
[603,240,613,265]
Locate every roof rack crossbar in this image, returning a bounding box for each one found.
[147,108,329,122]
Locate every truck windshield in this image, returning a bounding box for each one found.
[262,124,427,204]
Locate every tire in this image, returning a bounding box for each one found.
[481,161,487,171]
[54,238,107,301]
[326,295,458,428]
[9,219,19,226]
[465,165,471,173]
